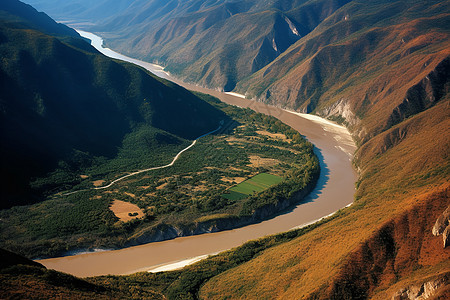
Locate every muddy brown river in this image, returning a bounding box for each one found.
[35,31,357,277]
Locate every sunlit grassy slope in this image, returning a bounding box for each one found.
[238,0,450,144]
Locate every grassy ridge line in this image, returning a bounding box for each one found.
[62,125,222,196]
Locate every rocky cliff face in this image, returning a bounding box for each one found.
[432,206,450,248]
[391,274,449,300]
[386,57,450,131]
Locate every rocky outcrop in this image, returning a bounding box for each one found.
[432,205,450,248]
[317,97,366,141]
[432,206,450,236]
[443,226,450,249]
[318,98,359,127]
[391,274,449,300]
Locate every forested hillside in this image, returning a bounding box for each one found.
[1,0,321,262]
[0,0,225,208]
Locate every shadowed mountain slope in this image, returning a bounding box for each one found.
[0,0,226,209]
[0,248,163,299]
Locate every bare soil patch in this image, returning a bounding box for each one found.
[109,200,144,222]
[248,155,280,168]
[79,175,89,179]
[256,130,289,141]
[92,180,105,187]
[193,185,209,192]
[225,136,243,143]
[156,182,169,190]
[221,177,246,184]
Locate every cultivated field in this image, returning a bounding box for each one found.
[223,173,283,200]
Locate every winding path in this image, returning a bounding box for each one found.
[63,126,221,196]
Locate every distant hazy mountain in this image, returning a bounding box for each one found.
[19,0,133,22]
[24,0,351,91]
[0,0,225,208]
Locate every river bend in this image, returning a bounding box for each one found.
[36,30,357,277]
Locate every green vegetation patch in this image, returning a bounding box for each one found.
[247,173,284,188]
[224,173,283,199]
[222,190,248,201]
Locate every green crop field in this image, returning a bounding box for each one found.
[223,173,283,200]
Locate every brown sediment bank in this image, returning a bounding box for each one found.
[35,31,357,277]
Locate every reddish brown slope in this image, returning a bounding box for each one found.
[238,1,450,144]
[327,187,449,299]
[199,99,449,299]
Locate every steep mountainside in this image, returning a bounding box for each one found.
[238,0,450,144]
[0,0,225,209]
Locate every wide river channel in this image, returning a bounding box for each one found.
[36,31,357,277]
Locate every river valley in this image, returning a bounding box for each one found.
[35,30,357,277]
